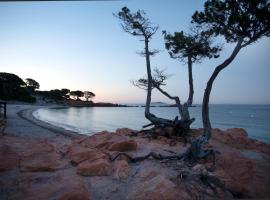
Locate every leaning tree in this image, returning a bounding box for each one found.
[115,7,173,126]
[162,29,221,131]
[84,91,95,101]
[25,78,40,93]
[189,0,270,158]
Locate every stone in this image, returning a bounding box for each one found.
[68,145,107,164]
[113,160,129,179]
[108,140,137,152]
[0,144,19,172]
[20,151,66,172]
[115,128,135,136]
[127,175,184,200]
[12,169,91,200]
[76,131,112,149]
[216,151,254,196]
[77,158,113,176]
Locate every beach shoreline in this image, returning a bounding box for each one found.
[1,104,270,199]
[3,104,81,139]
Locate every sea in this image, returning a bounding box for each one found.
[33,104,270,143]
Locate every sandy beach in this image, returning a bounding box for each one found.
[3,104,80,139]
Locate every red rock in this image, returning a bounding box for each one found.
[76,131,112,149]
[77,158,113,176]
[58,191,91,200]
[136,168,159,180]
[0,144,19,172]
[127,175,184,200]
[68,145,107,164]
[108,140,137,152]
[20,151,66,172]
[216,151,254,196]
[113,160,129,179]
[12,169,91,200]
[115,128,135,136]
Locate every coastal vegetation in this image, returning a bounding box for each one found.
[115,0,270,167]
[1,0,270,199]
[0,72,96,103]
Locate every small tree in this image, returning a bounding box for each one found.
[162,29,221,129]
[70,90,84,100]
[84,91,95,101]
[0,72,26,100]
[25,78,40,92]
[60,88,70,99]
[115,7,164,125]
[192,0,270,142]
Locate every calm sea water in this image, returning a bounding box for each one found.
[33,105,270,143]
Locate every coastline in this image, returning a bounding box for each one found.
[3,104,81,139]
[1,104,270,199]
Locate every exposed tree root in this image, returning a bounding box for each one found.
[109,139,217,171]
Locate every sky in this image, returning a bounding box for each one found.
[0,0,269,104]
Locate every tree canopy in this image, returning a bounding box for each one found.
[84,91,95,101]
[25,78,40,92]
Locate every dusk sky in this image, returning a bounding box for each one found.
[0,0,269,104]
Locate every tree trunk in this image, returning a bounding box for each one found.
[156,86,183,118]
[186,55,194,106]
[144,38,153,122]
[202,39,243,140]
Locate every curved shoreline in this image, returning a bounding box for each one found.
[3,104,85,139]
[20,106,83,138]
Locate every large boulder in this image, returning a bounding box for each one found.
[216,151,254,197]
[108,139,137,152]
[12,169,92,200]
[77,158,113,176]
[19,139,67,172]
[127,175,184,200]
[0,144,19,172]
[20,151,66,172]
[113,160,129,179]
[76,131,112,149]
[68,145,107,164]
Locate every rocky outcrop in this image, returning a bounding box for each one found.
[108,139,137,152]
[12,169,92,200]
[1,128,270,199]
[127,174,184,200]
[68,145,107,164]
[77,158,113,176]
[113,160,129,179]
[0,144,19,172]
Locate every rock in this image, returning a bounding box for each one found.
[12,169,91,200]
[136,168,159,180]
[108,140,137,152]
[58,191,91,200]
[115,128,135,136]
[127,175,184,200]
[0,144,19,172]
[113,160,129,179]
[216,151,254,196]
[20,151,66,172]
[68,145,107,164]
[77,158,113,176]
[192,164,208,175]
[76,131,112,149]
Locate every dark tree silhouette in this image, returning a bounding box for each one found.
[192,0,270,141]
[84,91,95,101]
[60,88,70,99]
[0,73,36,102]
[70,90,84,100]
[25,78,40,92]
[163,29,221,130]
[115,7,170,125]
